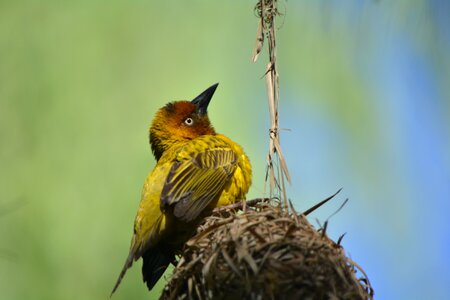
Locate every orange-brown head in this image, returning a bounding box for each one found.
[149,84,218,160]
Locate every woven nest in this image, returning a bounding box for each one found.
[161,201,373,300]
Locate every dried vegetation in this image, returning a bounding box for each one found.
[161,200,373,300]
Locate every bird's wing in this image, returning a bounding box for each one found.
[160,146,237,222]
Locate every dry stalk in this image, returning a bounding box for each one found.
[253,0,291,209]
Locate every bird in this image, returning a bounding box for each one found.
[111,83,252,295]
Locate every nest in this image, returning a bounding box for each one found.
[161,201,373,300]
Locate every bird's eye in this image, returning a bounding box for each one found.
[184,117,194,126]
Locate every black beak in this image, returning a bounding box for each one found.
[191,83,219,115]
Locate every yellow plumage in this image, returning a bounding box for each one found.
[111,84,252,295]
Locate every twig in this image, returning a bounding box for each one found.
[325,198,349,223]
[213,198,270,213]
[301,188,342,216]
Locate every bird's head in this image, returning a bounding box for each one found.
[149,83,218,160]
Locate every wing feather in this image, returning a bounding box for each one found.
[161,147,237,222]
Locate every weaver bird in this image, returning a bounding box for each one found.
[111,83,252,295]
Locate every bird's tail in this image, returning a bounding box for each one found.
[142,246,174,290]
[110,247,136,297]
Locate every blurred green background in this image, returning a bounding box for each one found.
[1,1,449,299]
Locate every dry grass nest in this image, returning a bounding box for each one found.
[161,200,373,300]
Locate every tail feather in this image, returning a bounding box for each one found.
[111,215,167,295]
[110,247,137,297]
[142,246,174,290]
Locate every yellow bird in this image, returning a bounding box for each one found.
[111,83,252,295]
